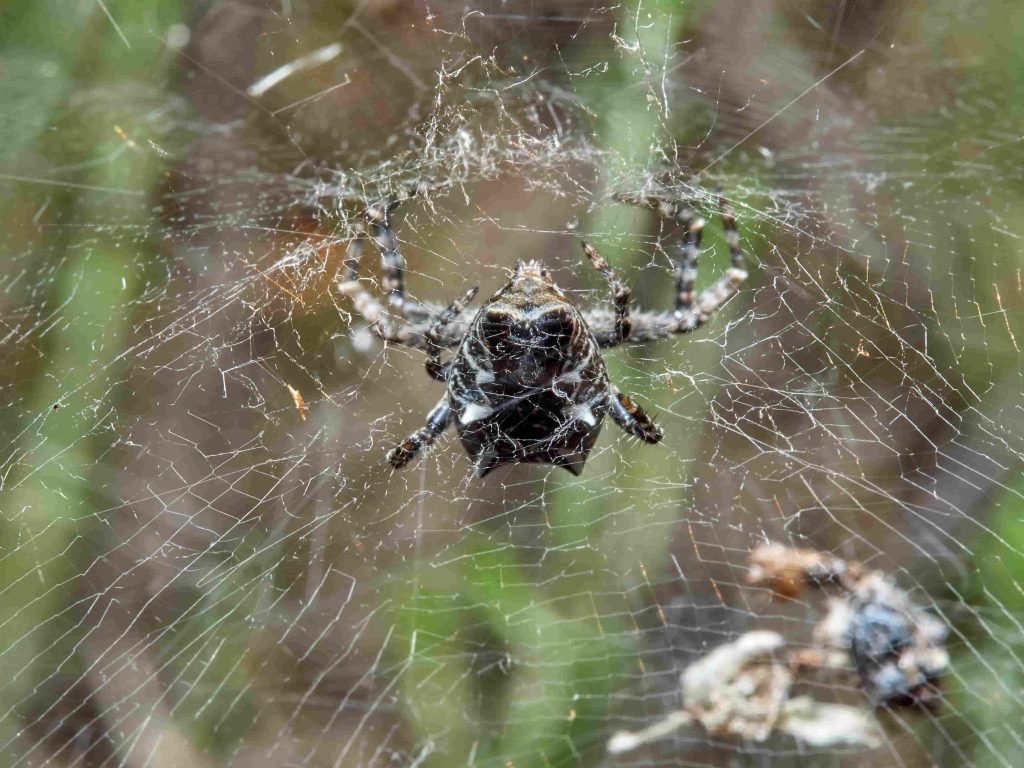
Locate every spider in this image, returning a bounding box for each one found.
[338,191,748,477]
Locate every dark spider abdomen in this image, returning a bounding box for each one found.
[455,388,605,476]
[447,269,612,476]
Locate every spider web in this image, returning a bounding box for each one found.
[1,1,1023,767]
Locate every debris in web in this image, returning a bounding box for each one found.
[606,630,881,755]
[751,544,950,707]
[609,545,951,756]
[246,42,345,98]
[794,571,950,708]
[746,542,863,596]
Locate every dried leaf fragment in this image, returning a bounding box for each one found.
[778,697,881,748]
[747,543,859,597]
[607,631,881,755]
[288,384,308,421]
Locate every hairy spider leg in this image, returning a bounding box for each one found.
[570,244,664,444]
[672,194,748,333]
[581,241,632,345]
[364,199,405,313]
[337,211,391,332]
[613,190,704,315]
[425,286,479,381]
[342,220,365,283]
[608,387,664,443]
[718,193,746,272]
[674,205,703,315]
[388,397,452,469]
[338,199,458,347]
[611,190,748,338]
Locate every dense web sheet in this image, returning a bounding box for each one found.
[2,1,1024,767]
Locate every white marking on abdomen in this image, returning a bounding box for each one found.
[571,404,597,426]
[459,402,493,425]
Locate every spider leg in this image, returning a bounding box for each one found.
[338,212,407,340]
[388,396,452,468]
[613,190,748,337]
[673,195,748,333]
[364,198,407,314]
[425,286,479,381]
[338,195,463,349]
[608,386,664,443]
[674,206,703,316]
[581,241,632,346]
[338,221,391,328]
[338,197,414,338]
[614,190,705,315]
[342,220,365,283]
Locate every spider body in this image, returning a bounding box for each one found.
[339,191,748,476]
[445,262,613,476]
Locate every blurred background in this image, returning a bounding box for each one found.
[2,0,1024,766]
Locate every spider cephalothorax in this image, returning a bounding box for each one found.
[339,191,748,476]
